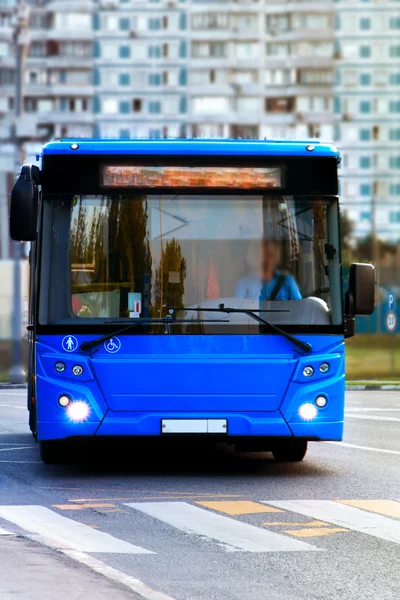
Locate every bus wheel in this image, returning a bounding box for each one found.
[39,441,67,465]
[272,441,307,462]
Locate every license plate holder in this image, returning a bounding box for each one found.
[161,419,227,434]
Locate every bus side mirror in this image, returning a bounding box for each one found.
[345,263,375,317]
[10,164,40,241]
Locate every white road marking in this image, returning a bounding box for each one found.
[0,447,33,453]
[63,551,176,600]
[125,501,319,553]
[0,404,25,410]
[0,506,153,554]
[325,442,400,456]
[0,460,41,463]
[264,500,400,545]
[0,527,12,535]
[345,414,400,423]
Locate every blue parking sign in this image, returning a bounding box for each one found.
[388,292,395,311]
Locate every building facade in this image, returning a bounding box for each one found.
[93,0,335,141]
[1,0,399,243]
[334,0,400,241]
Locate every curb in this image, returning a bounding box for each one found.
[346,385,400,391]
[0,384,27,389]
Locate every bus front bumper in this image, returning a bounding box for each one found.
[38,411,343,442]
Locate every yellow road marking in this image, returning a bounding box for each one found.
[69,494,240,502]
[68,489,242,495]
[53,503,117,511]
[335,500,400,519]
[262,520,328,527]
[283,527,349,538]
[196,501,283,515]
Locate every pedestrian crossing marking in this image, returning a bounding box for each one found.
[283,527,349,538]
[53,503,117,511]
[335,500,400,520]
[0,506,153,554]
[196,500,283,515]
[261,521,329,528]
[125,501,319,552]
[264,500,400,545]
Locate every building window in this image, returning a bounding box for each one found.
[179,68,187,86]
[119,73,130,86]
[360,184,371,196]
[265,97,295,113]
[162,16,168,29]
[120,129,130,138]
[360,211,371,222]
[360,45,371,58]
[390,17,400,29]
[179,41,187,58]
[119,46,131,59]
[360,101,371,113]
[149,101,161,114]
[119,18,130,31]
[119,101,130,114]
[360,156,371,168]
[179,96,187,114]
[372,126,380,140]
[390,101,400,112]
[149,129,161,138]
[390,129,400,140]
[390,46,400,58]
[390,157,400,168]
[360,129,371,141]
[162,44,169,58]
[360,18,370,30]
[132,98,142,112]
[389,211,400,223]
[360,73,371,85]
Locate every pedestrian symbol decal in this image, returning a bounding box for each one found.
[62,335,78,353]
[104,337,121,353]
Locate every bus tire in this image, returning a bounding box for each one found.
[272,441,307,462]
[39,441,67,465]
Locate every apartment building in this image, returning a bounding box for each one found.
[94,0,189,139]
[335,0,400,241]
[0,0,94,142]
[93,0,335,141]
[188,1,334,140]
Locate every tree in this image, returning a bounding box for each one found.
[154,238,187,317]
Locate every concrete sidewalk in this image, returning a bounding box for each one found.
[0,535,141,599]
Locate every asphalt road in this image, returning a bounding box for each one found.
[0,389,399,600]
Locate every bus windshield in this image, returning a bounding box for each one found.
[39,194,342,332]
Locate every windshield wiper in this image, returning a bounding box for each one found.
[171,304,312,354]
[79,315,229,354]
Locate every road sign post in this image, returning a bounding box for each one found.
[386,292,396,376]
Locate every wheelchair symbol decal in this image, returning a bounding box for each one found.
[104,337,121,353]
[62,335,78,353]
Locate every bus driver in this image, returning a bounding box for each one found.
[234,240,302,302]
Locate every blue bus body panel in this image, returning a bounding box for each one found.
[35,334,345,442]
[42,139,339,159]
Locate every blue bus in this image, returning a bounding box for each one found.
[10,139,375,464]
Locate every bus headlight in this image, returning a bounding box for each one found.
[67,401,90,422]
[299,403,318,421]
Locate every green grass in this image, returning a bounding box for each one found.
[345,335,400,380]
[0,335,398,384]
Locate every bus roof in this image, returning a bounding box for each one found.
[42,139,339,159]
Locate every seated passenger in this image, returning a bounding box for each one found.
[234,240,302,302]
